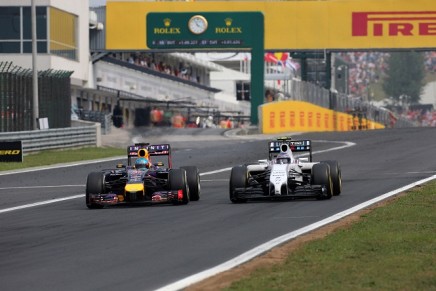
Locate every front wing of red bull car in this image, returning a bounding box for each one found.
[229,138,342,203]
[85,143,200,209]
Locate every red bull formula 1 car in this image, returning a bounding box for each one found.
[85,143,200,209]
[229,137,342,202]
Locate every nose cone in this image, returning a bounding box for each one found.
[125,183,144,193]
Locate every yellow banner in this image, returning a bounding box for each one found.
[259,101,384,134]
[107,0,436,50]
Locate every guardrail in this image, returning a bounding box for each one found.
[0,122,101,154]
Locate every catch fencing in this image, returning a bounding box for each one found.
[0,61,73,132]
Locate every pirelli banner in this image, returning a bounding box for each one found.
[107,0,435,50]
[0,141,23,162]
[259,101,385,134]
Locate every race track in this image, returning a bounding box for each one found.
[1,127,435,291]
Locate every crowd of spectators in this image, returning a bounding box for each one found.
[338,51,436,99]
[424,51,436,73]
[112,52,201,84]
[337,51,436,127]
[337,52,389,97]
[403,109,436,127]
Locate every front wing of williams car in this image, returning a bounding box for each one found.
[230,163,328,202]
[229,138,339,202]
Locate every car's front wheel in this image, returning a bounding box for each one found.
[181,166,200,201]
[321,160,342,196]
[169,169,189,205]
[229,166,248,203]
[86,172,106,209]
[311,163,333,200]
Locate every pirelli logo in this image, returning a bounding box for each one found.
[0,141,23,162]
[352,11,436,37]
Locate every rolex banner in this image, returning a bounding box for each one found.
[0,141,23,162]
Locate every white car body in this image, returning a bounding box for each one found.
[229,137,341,202]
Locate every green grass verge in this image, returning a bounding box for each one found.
[225,182,436,291]
[0,147,125,172]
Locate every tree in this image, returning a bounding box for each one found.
[382,51,425,104]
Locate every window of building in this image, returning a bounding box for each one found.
[49,7,77,61]
[0,6,77,60]
[0,6,48,54]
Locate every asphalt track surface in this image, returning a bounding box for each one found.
[1,127,436,291]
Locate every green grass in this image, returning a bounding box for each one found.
[224,182,436,291]
[0,146,125,172]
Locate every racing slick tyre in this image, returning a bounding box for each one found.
[321,160,342,196]
[169,168,190,205]
[229,165,248,203]
[181,166,201,201]
[311,163,333,200]
[86,172,106,209]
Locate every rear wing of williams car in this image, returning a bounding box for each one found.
[127,143,172,168]
[268,139,313,162]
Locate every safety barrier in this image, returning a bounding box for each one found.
[0,122,101,154]
[259,100,407,134]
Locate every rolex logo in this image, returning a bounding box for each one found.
[154,18,180,34]
[216,17,242,34]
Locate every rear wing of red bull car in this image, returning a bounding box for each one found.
[127,143,172,168]
[268,137,313,162]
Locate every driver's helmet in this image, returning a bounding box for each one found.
[135,157,150,170]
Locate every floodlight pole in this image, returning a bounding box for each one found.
[31,0,39,130]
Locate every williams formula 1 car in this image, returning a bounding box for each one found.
[86,143,200,208]
[229,137,341,202]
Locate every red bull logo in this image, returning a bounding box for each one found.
[352,11,436,37]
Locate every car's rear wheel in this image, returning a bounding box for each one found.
[311,163,333,200]
[181,166,200,201]
[321,160,342,196]
[169,169,189,205]
[86,172,106,209]
[229,166,248,203]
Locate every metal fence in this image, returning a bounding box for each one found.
[80,110,112,135]
[0,62,73,132]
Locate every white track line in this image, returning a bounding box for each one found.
[0,156,125,176]
[0,195,84,214]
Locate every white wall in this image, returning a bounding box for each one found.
[421,81,436,107]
